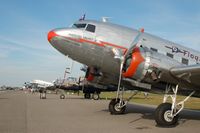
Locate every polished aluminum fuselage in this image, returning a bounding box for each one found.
[49,20,200,90]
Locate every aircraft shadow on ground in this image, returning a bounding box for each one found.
[126,104,156,120]
[127,103,200,121]
[39,97,84,100]
[103,103,200,123]
[64,97,85,100]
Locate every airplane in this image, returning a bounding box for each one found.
[24,80,54,92]
[31,80,54,88]
[47,16,200,127]
[55,62,117,100]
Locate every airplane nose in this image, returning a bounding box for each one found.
[47,30,57,42]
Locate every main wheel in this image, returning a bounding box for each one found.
[84,93,91,99]
[92,93,100,100]
[60,94,65,99]
[155,103,179,127]
[109,98,126,115]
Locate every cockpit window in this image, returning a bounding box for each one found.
[86,24,96,33]
[73,23,87,29]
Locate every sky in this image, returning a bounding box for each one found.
[1,0,200,86]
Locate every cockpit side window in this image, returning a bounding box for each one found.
[86,24,96,33]
[73,23,86,29]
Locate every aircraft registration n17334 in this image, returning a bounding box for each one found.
[47,17,200,127]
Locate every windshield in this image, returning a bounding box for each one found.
[72,23,87,29]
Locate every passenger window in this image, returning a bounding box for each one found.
[86,24,96,33]
[182,58,188,65]
[150,48,158,52]
[167,53,174,58]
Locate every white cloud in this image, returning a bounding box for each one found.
[1,0,200,86]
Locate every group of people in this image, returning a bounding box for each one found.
[39,89,47,99]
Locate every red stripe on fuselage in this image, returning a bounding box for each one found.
[101,41,127,51]
[59,35,128,53]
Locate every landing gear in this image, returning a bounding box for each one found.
[84,93,91,99]
[92,92,100,100]
[84,92,100,100]
[108,48,138,115]
[155,103,179,127]
[109,98,126,114]
[155,85,195,127]
[60,94,65,99]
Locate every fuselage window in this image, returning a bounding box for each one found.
[166,53,174,58]
[182,58,188,65]
[86,24,96,33]
[150,48,158,52]
[73,23,87,29]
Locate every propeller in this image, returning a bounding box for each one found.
[112,28,145,98]
[124,28,144,57]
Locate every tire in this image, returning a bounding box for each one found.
[84,93,91,99]
[155,103,179,127]
[60,94,65,99]
[92,93,100,100]
[109,98,126,115]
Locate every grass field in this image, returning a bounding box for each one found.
[64,90,200,110]
[99,91,200,110]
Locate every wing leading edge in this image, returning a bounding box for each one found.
[170,64,200,88]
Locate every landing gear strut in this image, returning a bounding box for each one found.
[108,47,138,115]
[155,85,195,127]
[108,53,127,115]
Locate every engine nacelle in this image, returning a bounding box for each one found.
[122,46,181,83]
[85,67,103,82]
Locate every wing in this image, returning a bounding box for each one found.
[170,64,200,87]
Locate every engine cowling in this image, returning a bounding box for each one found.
[122,46,181,83]
[122,47,145,78]
[85,67,95,81]
[85,67,104,82]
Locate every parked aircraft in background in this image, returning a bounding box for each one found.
[0,86,6,91]
[0,86,20,91]
[24,80,54,92]
[31,80,54,88]
[55,70,117,100]
[47,16,200,127]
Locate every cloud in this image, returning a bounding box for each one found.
[1,0,200,86]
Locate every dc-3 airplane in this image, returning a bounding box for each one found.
[47,16,200,127]
[24,80,54,91]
